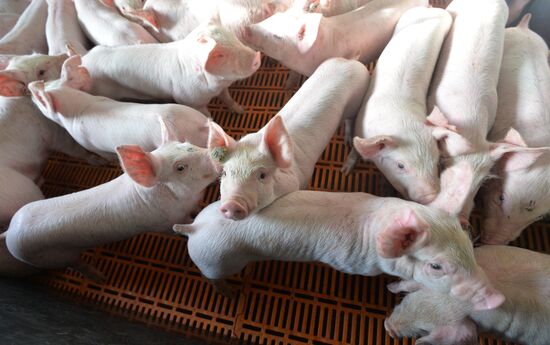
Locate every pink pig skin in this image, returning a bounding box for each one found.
[81,22,261,114]
[74,0,157,46]
[346,7,453,205]
[243,0,427,77]
[29,55,209,161]
[5,130,220,275]
[207,58,369,220]
[45,0,89,55]
[174,190,503,310]
[386,245,550,345]
[0,0,48,55]
[481,16,550,245]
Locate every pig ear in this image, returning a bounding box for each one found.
[472,287,505,311]
[66,44,78,57]
[0,70,27,97]
[29,81,55,114]
[376,209,430,258]
[122,8,160,32]
[208,121,236,151]
[99,0,114,7]
[517,13,531,29]
[296,13,322,53]
[0,55,14,70]
[60,55,92,91]
[432,128,473,156]
[489,128,550,170]
[261,115,293,168]
[116,145,159,187]
[426,106,455,129]
[353,135,397,159]
[204,44,228,74]
[208,8,222,26]
[159,116,180,145]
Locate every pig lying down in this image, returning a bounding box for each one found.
[174,190,503,310]
[207,58,369,220]
[29,55,209,160]
[244,0,427,77]
[82,20,261,114]
[386,245,550,345]
[482,15,550,244]
[346,6,455,204]
[5,122,220,278]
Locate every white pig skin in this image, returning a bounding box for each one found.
[347,7,455,205]
[243,0,427,77]
[29,55,209,160]
[82,21,261,113]
[45,0,89,55]
[0,0,48,55]
[386,245,550,345]
[74,0,157,46]
[111,0,160,33]
[206,58,369,220]
[0,0,30,14]
[0,13,18,39]
[481,15,550,244]
[293,0,374,17]
[174,190,504,311]
[5,124,220,275]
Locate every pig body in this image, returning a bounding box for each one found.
[0,96,102,230]
[5,136,220,272]
[244,0,427,77]
[175,190,503,310]
[74,0,157,46]
[0,0,30,14]
[29,56,209,159]
[0,0,48,55]
[481,17,550,244]
[426,0,512,219]
[347,7,454,204]
[386,245,550,345]
[294,0,373,17]
[0,13,18,39]
[207,58,369,219]
[82,22,261,113]
[46,0,89,55]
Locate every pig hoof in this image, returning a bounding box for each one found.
[230,104,245,114]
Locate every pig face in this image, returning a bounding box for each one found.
[116,119,221,195]
[378,207,504,310]
[208,116,297,220]
[0,53,68,97]
[192,24,262,81]
[482,153,550,245]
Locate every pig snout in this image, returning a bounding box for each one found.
[219,199,249,220]
[408,184,438,205]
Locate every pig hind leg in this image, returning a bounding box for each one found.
[416,319,478,345]
[0,169,44,231]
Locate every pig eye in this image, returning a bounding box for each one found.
[175,163,187,172]
[495,194,504,206]
[259,172,267,180]
[397,162,405,170]
[429,263,442,270]
[38,69,46,77]
[525,200,536,212]
[273,34,282,40]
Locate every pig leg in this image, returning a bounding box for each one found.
[416,319,478,345]
[218,88,244,114]
[284,70,301,90]
[0,168,44,231]
[73,260,107,284]
[49,127,111,165]
[341,148,360,175]
[344,117,353,146]
[205,277,237,299]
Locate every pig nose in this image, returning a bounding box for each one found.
[251,52,261,71]
[219,200,248,220]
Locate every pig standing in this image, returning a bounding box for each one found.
[206,58,368,220]
[29,55,209,160]
[5,123,220,277]
[45,0,89,55]
[82,21,261,114]
[174,190,504,311]
[481,15,550,244]
[243,0,427,77]
[426,0,524,220]
[345,7,457,205]
[385,245,550,345]
[74,0,157,46]
[0,0,48,55]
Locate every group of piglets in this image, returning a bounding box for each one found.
[0,0,548,344]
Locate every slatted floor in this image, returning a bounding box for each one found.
[33,1,549,344]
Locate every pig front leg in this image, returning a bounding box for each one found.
[415,320,478,345]
[218,88,244,114]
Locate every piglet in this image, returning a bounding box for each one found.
[386,245,550,345]
[29,55,209,160]
[174,190,503,310]
[206,58,368,220]
[243,0,427,77]
[5,122,220,277]
[45,0,89,55]
[345,7,457,204]
[0,0,48,55]
[481,15,550,244]
[74,0,157,46]
[82,20,261,114]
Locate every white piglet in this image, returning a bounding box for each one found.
[82,21,261,114]
[29,55,209,160]
[5,123,220,278]
[45,0,89,55]
[207,58,369,220]
[347,7,457,205]
[174,190,504,312]
[0,0,48,54]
